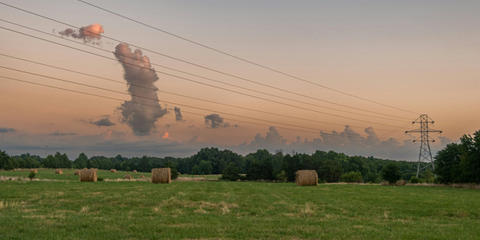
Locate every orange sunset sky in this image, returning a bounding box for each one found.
[0,0,479,159]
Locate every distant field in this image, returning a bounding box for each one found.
[0,169,479,239]
[0,169,221,181]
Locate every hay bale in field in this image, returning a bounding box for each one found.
[74,170,80,176]
[396,179,406,186]
[151,168,171,184]
[295,170,318,186]
[30,169,38,174]
[79,168,97,182]
[55,169,63,175]
[124,174,133,180]
[132,170,137,173]
[110,169,117,173]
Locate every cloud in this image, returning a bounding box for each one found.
[174,107,183,121]
[204,114,230,128]
[1,132,203,158]
[49,131,77,136]
[90,117,115,127]
[0,125,452,161]
[58,24,104,43]
[232,126,450,161]
[114,43,168,135]
[0,127,15,133]
[162,132,169,139]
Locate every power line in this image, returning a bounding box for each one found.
[0,3,413,121]
[0,75,326,135]
[0,19,404,124]
[0,25,404,128]
[75,0,419,115]
[0,52,393,130]
[0,65,367,133]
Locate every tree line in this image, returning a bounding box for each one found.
[0,147,419,183]
[1,130,478,183]
[435,130,480,183]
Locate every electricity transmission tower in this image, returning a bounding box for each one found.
[405,114,442,177]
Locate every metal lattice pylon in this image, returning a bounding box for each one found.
[405,114,442,177]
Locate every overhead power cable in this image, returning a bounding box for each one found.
[0,24,405,129]
[0,19,407,123]
[0,75,325,134]
[75,0,419,115]
[0,65,371,133]
[0,52,394,130]
[0,3,412,121]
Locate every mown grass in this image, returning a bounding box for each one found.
[0,170,479,239]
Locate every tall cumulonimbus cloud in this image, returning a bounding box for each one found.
[114,43,167,136]
[59,24,104,43]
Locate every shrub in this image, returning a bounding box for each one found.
[275,170,287,182]
[422,169,435,183]
[340,171,363,183]
[409,176,421,184]
[382,163,401,184]
[28,171,36,180]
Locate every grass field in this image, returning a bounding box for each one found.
[0,169,479,239]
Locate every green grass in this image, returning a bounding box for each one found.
[0,169,221,181]
[0,170,479,239]
[0,168,151,181]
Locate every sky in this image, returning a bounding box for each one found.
[0,0,479,160]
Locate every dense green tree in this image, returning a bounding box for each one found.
[435,130,480,183]
[0,150,14,170]
[221,162,242,181]
[382,163,401,184]
[197,160,213,174]
[245,149,274,180]
[340,171,363,183]
[74,153,88,168]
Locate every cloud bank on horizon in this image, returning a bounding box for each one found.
[0,125,451,161]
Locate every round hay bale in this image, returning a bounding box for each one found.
[124,174,133,180]
[110,169,117,173]
[30,169,38,174]
[295,170,318,186]
[151,168,171,184]
[79,168,97,182]
[132,170,137,173]
[55,169,63,175]
[74,170,80,176]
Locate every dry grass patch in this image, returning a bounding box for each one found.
[159,197,238,215]
[80,206,89,214]
[0,200,25,209]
